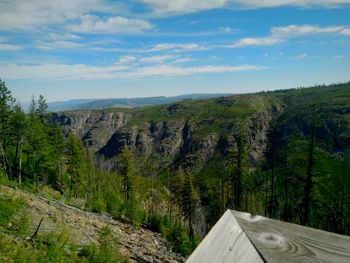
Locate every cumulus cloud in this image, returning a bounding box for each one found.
[67,14,153,34]
[229,24,350,48]
[0,63,265,80]
[0,0,120,31]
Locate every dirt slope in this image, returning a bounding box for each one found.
[0,185,185,263]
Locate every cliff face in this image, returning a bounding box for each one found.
[53,95,278,173]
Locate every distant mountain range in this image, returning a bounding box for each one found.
[47,94,232,112]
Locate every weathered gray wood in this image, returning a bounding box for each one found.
[232,210,350,263]
[186,210,264,263]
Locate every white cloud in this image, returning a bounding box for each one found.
[117,54,191,65]
[295,53,308,60]
[147,43,206,52]
[127,64,264,78]
[67,14,153,34]
[333,55,344,59]
[340,28,350,35]
[140,55,174,63]
[35,40,84,50]
[118,55,138,64]
[0,63,130,80]
[271,24,350,37]
[173,57,193,64]
[138,0,228,16]
[47,32,82,40]
[228,37,284,48]
[0,0,119,31]
[229,24,350,48]
[0,43,24,51]
[138,0,350,15]
[230,0,350,9]
[0,36,23,51]
[0,63,265,80]
[220,27,235,33]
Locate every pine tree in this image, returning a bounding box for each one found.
[36,94,48,123]
[302,122,316,225]
[0,79,15,177]
[9,104,27,183]
[120,147,134,202]
[234,133,248,210]
[179,171,198,242]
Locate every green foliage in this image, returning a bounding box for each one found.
[89,192,107,213]
[66,134,85,197]
[3,79,350,261]
[79,227,128,263]
[120,147,134,202]
[0,196,28,237]
[0,195,128,263]
[166,224,193,256]
[0,195,26,230]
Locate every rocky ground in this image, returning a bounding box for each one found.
[0,185,185,263]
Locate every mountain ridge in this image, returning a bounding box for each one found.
[47,93,233,112]
[53,82,350,233]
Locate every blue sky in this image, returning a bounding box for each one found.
[0,0,349,102]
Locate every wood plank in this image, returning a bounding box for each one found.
[232,210,350,263]
[186,210,264,263]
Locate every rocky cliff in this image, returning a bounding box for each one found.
[53,94,280,174]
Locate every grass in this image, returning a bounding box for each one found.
[0,189,129,263]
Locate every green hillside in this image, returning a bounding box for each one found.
[1,79,350,261]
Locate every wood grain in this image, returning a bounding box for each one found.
[186,210,263,263]
[232,210,350,263]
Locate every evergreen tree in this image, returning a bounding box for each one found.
[36,94,48,123]
[9,104,27,183]
[0,79,15,177]
[66,134,84,197]
[120,147,134,202]
[48,125,66,191]
[179,171,198,242]
[234,133,248,210]
[302,122,316,225]
[24,109,51,191]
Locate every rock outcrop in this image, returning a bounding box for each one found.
[52,97,276,173]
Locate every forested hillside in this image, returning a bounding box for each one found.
[1,79,350,261]
[54,82,350,235]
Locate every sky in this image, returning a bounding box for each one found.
[0,0,349,102]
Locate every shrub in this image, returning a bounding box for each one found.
[88,192,107,213]
[80,226,128,263]
[167,224,192,256]
[123,200,144,228]
[105,192,123,218]
[0,196,25,228]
